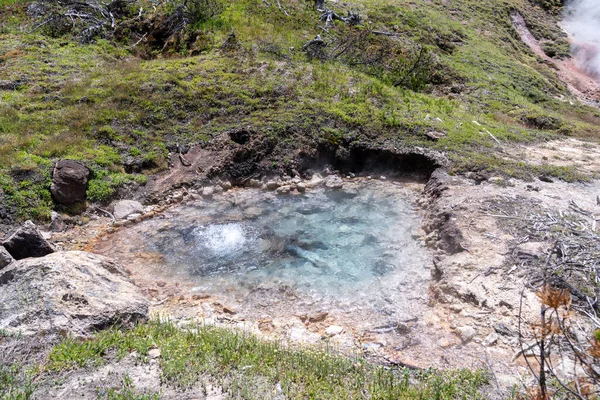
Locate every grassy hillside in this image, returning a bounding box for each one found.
[0,0,598,221]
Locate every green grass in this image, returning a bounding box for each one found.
[0,0,599,220]
[44,319,488,399]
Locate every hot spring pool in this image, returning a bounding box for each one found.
[96,180,431,326]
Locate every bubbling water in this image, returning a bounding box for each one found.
[101,181,431,323]
[138,182,430,310]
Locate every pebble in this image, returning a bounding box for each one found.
[456,326,477,343]
[482,332,499,347]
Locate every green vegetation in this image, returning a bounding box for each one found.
[42,319,488,399]
[0,0,598,220]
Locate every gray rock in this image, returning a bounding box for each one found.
[113,200,144,220]
[50,160,90,205]
[266,181,280,190]
[482,332,499,347]
[324,175,344,190]
[296,182,306,193]
[0,251,148,337]
[50,211,65,232]
[0,246,14,269]
[276,185,291,195]
[2,221,55,260]
[127,213,142,221]
[220,181,232,191]
[202,186,215,197]
[456,326,477,343]
[247,179,261,188]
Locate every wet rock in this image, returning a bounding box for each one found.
[50,160,90,205]
[296,182,306,193]
[0,246,14,269]
[202,186,215,197]
[266,181,280,190]
[50,211,65,232]
[113,200,144,220]
[306,174,324,188]
[324,175,344,190]
[2,220,55,260]
[0,251,148,336]
[482,332,499,347]
[276,185,291,195]
[456,326,477,343]
[243,207,263,219]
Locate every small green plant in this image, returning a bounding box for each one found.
[96,375,160,400]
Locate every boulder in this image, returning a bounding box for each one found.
[324,175,344,190]
[113,200,144,219]
[2,220,55,260]
[0,246,13,269]
[50,160,90,205]
[0,251,148,337]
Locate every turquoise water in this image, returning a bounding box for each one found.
[140,183,430,304]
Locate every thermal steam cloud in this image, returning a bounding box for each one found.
[563,0,600,77]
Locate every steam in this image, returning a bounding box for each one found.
[563,0,600,77]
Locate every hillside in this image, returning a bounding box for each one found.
[1,0,598,223]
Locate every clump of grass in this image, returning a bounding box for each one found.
[96,375,160,400]
[46,320,488,399]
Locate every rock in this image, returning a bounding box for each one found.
[456,326,477,343]
[50,160,90,205]
[306,174,324,188]
[50,211,65,232]
[307,311,328,323]
[243,207,263,219]
[324,175,344,190]
[266,181,280,190]
[2,221,55,260]
[0,251,148,336]
[425,131,446,141]
[515,242,550,260]
[202,186,215,197]
[296,182,306,193]
[113,200,144,220]
[127,213,142,221]
[0,246,14,269]
[324,325,344,336]
[148,348,161,359]
[172,192,184,202]
[482,332,499,347]
[221,181,232,191]
[276,185,291,195]
[248,179,261,188]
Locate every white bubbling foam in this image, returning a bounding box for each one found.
[194,223,247,254]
